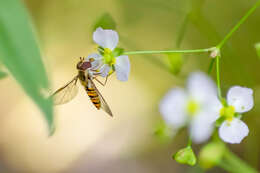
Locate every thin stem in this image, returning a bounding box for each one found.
[222,150,258,173]
[176,14,189,48]
[207,59,215,74]
[187,137,192,147]
[124,47,214,55]
[217,0,260,49]
[218,161,236,173]
[215,56,222,99]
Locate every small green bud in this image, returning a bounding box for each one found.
[173,146,197,166]
[255,42,260,59]
[199,142,225,169]
[167,53,183,75]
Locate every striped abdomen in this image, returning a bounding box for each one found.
[86,87,101,109]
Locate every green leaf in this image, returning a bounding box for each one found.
[112,48,124,57]
[93,13,116,31]
[255,42,260,59]
[0,0,54,134]
[0,70,8,79]
[0,65,8,79]
[167,53,183,75]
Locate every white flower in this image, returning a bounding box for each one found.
[85,53,109,77]
[159,72,222,143]
[218,86,253,144]
[92,27,130,81]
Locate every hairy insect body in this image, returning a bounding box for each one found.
[86,86,101,109]
[78,70,101,110]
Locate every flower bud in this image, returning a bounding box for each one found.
[167,53,183,75]
[199,141,225,169]
[173,146,196,166]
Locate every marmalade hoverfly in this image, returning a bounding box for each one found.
[52,57,113,117]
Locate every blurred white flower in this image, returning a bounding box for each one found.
[218,86,253,144]
[91,27,130,81]
[159,72,222,143]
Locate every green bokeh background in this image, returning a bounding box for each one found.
[0,0,260,172]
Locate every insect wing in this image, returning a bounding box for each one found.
[52,76,79,105]
[89,78,113,117]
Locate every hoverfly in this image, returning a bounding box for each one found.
[52,57,113,117]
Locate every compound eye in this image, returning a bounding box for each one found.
[76,62,82,70]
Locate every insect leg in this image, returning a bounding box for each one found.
[93,70,115,86]
[93,77,106,86]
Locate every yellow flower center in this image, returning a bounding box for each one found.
[220,106,235,122]
[104,48,112,54]
[187,100,200,116]
[103,48,116,66]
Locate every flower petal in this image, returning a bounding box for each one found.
[187,72,217,104]
[87,53,102,60]
[93,27,119,50]
[203,95,222,122]
[87,53,102,70]
[98,64,111,77]
[159,88,188,128]
[114,55,130,81]
[227,86,254,113]
[219,118,249,144]
[189,111,215,143]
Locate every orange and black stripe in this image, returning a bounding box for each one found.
[86,87,101,109]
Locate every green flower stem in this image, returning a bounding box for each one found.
[187,137,192,147]
[214,0,260,101]
[124,1,260,56]
[124,47,214,55]
[219,149,258,173]
[207,59,215,74]
[214,1,260,172]
[215,56,222,99]
[218,160,236,173]
[217,0,260,49]
[176,14,189,48]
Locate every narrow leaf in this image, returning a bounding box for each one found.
[0,70,7,79]
[0,0,53,133]
[93,12,116,31]
[0,65,8,79]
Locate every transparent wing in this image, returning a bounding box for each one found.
[89,78,113,117]
[52,76,79,105]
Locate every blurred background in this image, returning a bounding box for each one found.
[0,0,260,172]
